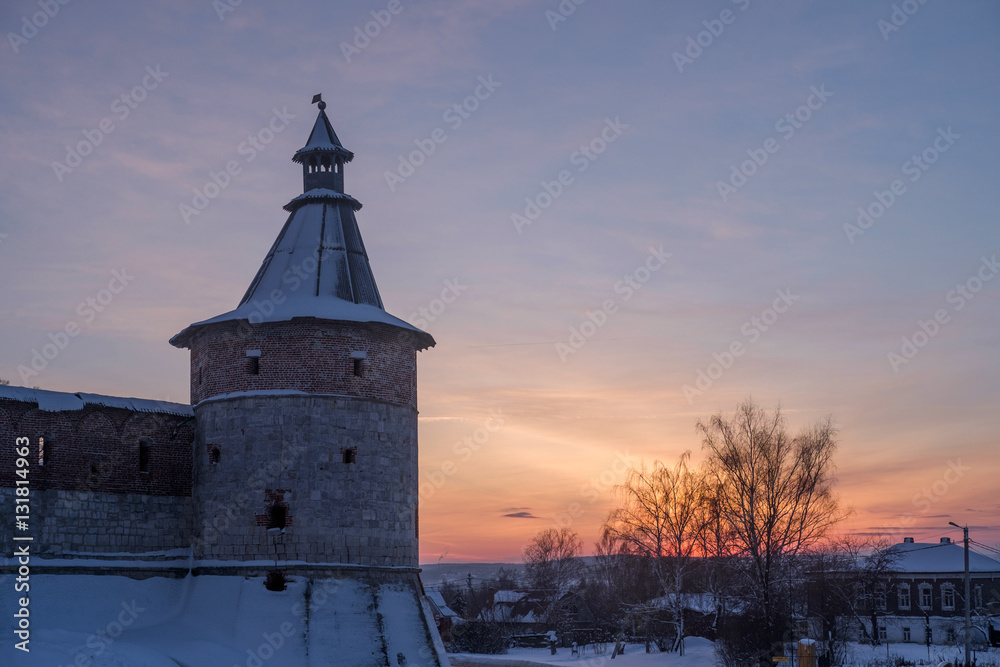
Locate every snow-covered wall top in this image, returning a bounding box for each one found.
[0,385,193,417]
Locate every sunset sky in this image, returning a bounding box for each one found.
[1,0,998,563]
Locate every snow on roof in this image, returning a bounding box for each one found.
[889,541,1000,574]
[171,194,434,351]
[0,385,193,416]
[494,590,527,604]
[170,297,433,349]
[283,187,361,212]
[425,589,459,618]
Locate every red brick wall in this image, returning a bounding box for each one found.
[187,319,418,407]
[0,401,194,497]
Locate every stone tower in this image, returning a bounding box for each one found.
[170,97,435,571]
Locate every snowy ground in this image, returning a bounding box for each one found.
[1,573,445,666]
[451,638,1000,667]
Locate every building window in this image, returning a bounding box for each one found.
[974,585,983,609]
[350,351,367,377]
[343,447,357,464]
[878,626,887,642]
[246,350,261,375]
[38,436,45,466]
[919,584,932,609]
[875,584,887,611]
[942,585,955,610]
[209,447,221,465]
[198,366,203,385]
[139,441,150,474]
[946,627,956,644]
[902,627,911,642]
[898,584,911,610]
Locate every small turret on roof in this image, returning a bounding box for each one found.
[294,95,353,161]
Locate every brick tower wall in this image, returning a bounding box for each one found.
[187,319,418,406]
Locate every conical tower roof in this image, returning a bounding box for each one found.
[170,98,433,350]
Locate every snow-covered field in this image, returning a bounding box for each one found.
[451,638,999,667]
[1,573,445,666]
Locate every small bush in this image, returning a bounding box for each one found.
[449,621,510,654]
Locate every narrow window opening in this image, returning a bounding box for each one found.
[139,441,150,474]
[209,447,221,465]
[902,627,911,642]
[246,350,261,375]
[198,366,203,385]
[267,504,286,531]
[343,447,357,464]
[38,436,45,467]
[353,358,364,377]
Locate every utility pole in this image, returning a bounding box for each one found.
[949,522,971,667]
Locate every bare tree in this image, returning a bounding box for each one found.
[830,536,900,645]
[602,452,710,653]
[698,399,849,654]
[524,527,583,592]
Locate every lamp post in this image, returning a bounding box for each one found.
[949,522,971,667]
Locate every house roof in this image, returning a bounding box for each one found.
[425,589,459,618]
[889,541,1000,574]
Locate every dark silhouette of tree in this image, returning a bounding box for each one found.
[699,399,849,662]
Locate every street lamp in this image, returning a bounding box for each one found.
[948,522,971,667]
